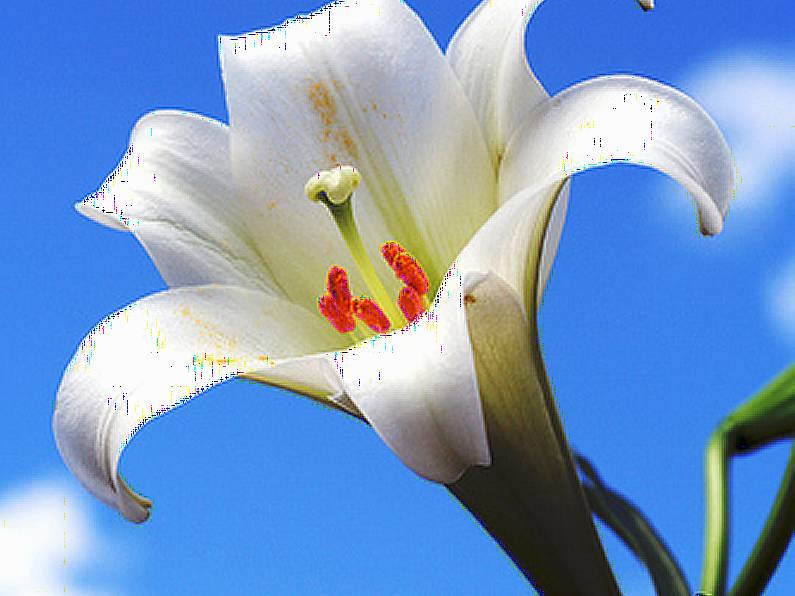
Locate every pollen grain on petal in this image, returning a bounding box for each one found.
[398,286,425,323]
[307,80,359,163]
[326,266,353,313]
[318,294,355,334]
[308,81,336,129]
[353,297,391,334]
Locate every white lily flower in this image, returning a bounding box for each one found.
[54,0,733,589]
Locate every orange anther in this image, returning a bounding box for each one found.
[326,266,352,312]
[353,297,391,333]
[392,253,429,296]
[318,294,355,334]
[380,241,406,267]
[398,286,425,323]
[380,242,429,296]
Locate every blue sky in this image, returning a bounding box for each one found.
[2,0,794,593]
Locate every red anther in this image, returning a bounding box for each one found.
[392,253,429,295]
[381,242,429,295]
[326,266,352,312]
[353,297,391,333]
[380,242,406,267]
[398,286,425,323]
[318,294,355,334]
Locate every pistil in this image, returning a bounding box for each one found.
[306,166,406,328]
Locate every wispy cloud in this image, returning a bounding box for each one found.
[0,478,122,595]
[768,257,795,344]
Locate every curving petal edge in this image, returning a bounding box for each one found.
[501,75,736,235]
[335,265,491,483]
[457,182,565,313]
[447,0,548,167]
[53,286,345,522]
[77,111,277,293]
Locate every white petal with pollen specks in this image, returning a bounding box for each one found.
[447,0,549,166]
[336,266,490,483]
[219,0,496,308]
[77,111,278,293]
[501,75,735,235]
[53,286,347,523]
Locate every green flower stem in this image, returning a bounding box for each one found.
[701,429,731,596]
[730,443,795,596]
[700,366,795,596]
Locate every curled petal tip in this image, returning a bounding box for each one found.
[75,199,129,232]
[118,476,152,523]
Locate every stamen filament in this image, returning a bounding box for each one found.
[324,199,406,328]
[353,321,371,342]
[348,327,368,343]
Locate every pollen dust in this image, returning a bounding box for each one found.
[307,81,359,166]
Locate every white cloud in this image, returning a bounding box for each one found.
[0,479,120,595]
[768,257,795,344]
[686,51,795,213]
[673,52,795,345]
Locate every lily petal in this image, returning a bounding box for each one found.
[501,75,735,236]
[461,73,734,310]
[458,182,565,311]
[335,266,490,483]
[219,0,496,305]
[78,111,278,293]
[447,0,548,165]
[53,286,347,522]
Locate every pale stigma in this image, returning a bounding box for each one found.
[304,165,361,206]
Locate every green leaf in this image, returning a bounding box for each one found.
[576,455,690,596]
